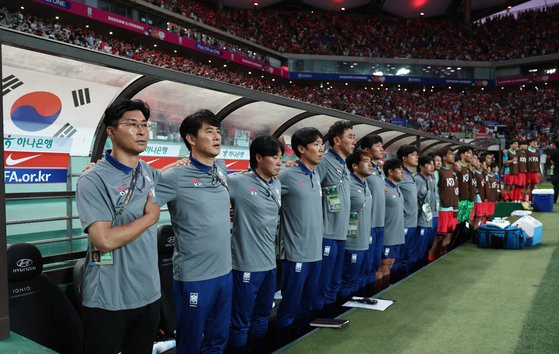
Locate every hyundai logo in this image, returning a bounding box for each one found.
[16,258,34,268]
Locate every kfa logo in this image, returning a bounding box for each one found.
[472,179,477,188]
[16,258,33,268]
[323,246,331,257]
[462,174,469,183]
[454,187,459,196]
[295,262,303,273]
[192,178,202,187]
[446,178,455,187]
[520,157,527,163]
[528,157,539,162]
[189,292,199,307]
[167,236,175,246]
[351,254,357,264]
[243,272,251,283]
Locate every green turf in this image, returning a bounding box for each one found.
[283,205,559,353]
[0,332,55,353]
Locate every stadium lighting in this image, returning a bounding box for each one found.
[86,25,89,28]
[545,69,556,74]
[248,71,252,74]
[20,6,24,10]
[55,16,60,20]
[109,31,113,35]
[254,2,259,6]
[208,60,212,63]
[174,50,177,53]
[341,7,346,11]
[373,71,384,76]
[153,44,157,47]
[223,64,227,67]
[396,68,410,76]
[272,78,275,81]
[457,67,462,70]
[420,12,425,16]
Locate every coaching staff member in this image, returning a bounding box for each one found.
[76,99,161,354]
[276,127,324,344]
[228,136,284,353]
[157,110,232,353]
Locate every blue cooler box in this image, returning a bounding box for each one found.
[532,189,554,212]
[512,215,543,247]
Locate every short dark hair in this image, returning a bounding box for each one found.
[418,155,434,168]
[396,145,418,161]
[346,149,367,171]
[528,137,538,144]
[179,109,220,150]
[480,152,493,161]
[103,99,150,126]
[383,159,403,176]
[436,146,453,158]
[249,135,285,170]
[457,146,473,157]
[358,134,383,149]
[292,127,323,158]
[508,139,519,146]
[327,121,353,146]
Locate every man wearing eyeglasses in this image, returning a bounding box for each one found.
[156,110,231,354]
[76,99,161,354]
[228,135,284,353]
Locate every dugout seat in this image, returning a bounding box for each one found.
[7,243,83,354]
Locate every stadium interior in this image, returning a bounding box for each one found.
[1,0,558,352]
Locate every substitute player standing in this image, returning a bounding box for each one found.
[526,138,542,202]
[502,140,519,202]
[429,147,459,260]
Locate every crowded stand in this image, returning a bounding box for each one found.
[1,9,556,145]
[147,0,559,60]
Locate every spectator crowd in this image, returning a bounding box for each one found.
[148,0,559,60]
[1,8,557,146]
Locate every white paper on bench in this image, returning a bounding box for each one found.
[342,297,394,311]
